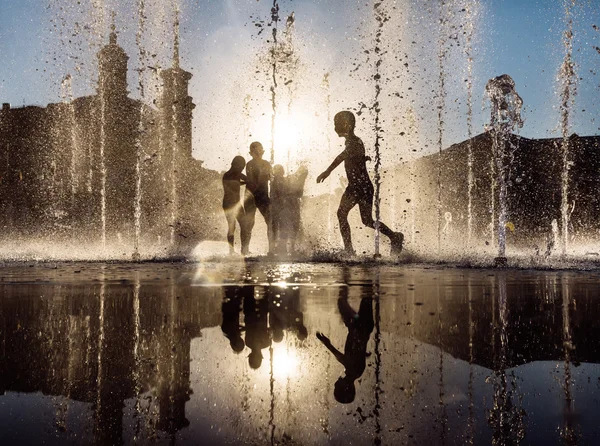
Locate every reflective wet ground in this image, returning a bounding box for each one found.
[1,262,600,445]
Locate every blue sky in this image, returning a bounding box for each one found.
[0,0,598,173]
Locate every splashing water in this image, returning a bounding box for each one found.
[465,1,477,247]
[269,0,280,165]
[133,0,147,260]
[485,74,523,260]
[559,0,578,255]
[60,74,80,202]
[372,0,388,257]
[437,2,450,253]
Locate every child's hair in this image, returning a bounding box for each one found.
[231,155,246,171]
[273,164,285,177]
[230,336,245,353]
[248,350,263,369]
[334,111,356,129]
[334,376,356,404]
[249,141,264,157]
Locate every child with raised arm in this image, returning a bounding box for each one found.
[316,111,404,256]
[222,156,249,255]
[316,294,374,404]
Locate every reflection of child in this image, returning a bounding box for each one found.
[222,156,248,254]
[270,284,308,343]
[316,297,374,404]
[243,289,271,369]
[221,287,245,353]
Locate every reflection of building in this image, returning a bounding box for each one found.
[0,30,221,245]
[0,280,221,443]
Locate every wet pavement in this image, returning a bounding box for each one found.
[1,262,600,445]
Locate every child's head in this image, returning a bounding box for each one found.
[334,376,356,404]
[231,155,246,172]
[249,141,264,159]
[248,350,263,369]
[334,111,356,137]
[273,164,285,178]
[229,335,245,353]
[272,327,284,343]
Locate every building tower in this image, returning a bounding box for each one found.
[159,13,196,245]
[97,28,129,100]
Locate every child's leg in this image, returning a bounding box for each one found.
[337,294,357,327]
[357,297,375,333]
[224,207,236,251]
[243,193,257,254]
[337,189,358,252]
[257,201,274,253]
[236,207,247,252]
[357,193,397,239]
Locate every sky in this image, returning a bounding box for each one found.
[0,0,599,182]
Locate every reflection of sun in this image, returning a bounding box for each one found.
[272,344,299,380]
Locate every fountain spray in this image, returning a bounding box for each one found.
[170,0,181,246]
[437,1,449,254]
[372,0,387,258]
[269,0,280,165]
[465,1,476,247]
[133,0,147,260]
[322,73,333,243]
[485,74,523,265]
[60,75,80,202]
[559,0,578,255]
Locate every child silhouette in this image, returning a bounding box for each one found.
[222,156,249,254]
[317,111,403,256]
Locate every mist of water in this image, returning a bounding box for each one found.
[485,74,523,259]
[269,0,280,165]
[372,0,388,257]
[133,0,147,259]
[436,2,450,253]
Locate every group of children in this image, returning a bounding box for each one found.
[222,110,404,257]
[222,141,307,256]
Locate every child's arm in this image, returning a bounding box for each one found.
[240,173,247,185]
[316,151,346,183]
[316,332,345,365]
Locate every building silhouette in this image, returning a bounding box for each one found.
[381,131,600,248]
[0,30,221,247]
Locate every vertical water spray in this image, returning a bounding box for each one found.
[406,107,418,245]
[133,0,147,260]
[61,75,80,202]
[437,1,449,254]
[559,0,577,255]
[322,73,333,243]
[269,0,280,165]
[170,0,181,246]
[485,74,523,262]
[283,13,296,170]
[94,4,108,248]
[372,0,387,257]
[465,1,476,246]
